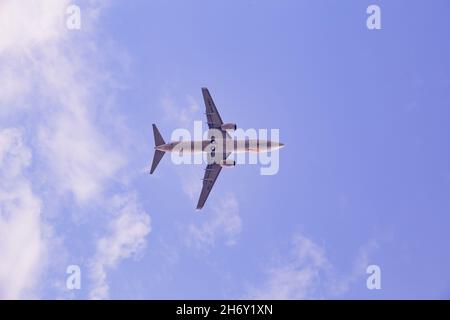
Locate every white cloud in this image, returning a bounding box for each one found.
[0,0,68,115]
[0,0,76,299]
[0,0,125,204]
[89,194,151,299]
[0,62,32,114]
[247,233,331,299]
[247,233,379,299]
[329,239,379,295]
[0,0,67,54]
[0,0,151,299]
[161,94,200,129]
[37,101,125,203]
[187,194,242,249]
[0,128,48,299]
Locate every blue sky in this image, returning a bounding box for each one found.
[1,0,450,299]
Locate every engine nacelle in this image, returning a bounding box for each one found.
[219,160,236,167]
[221,123,237,131]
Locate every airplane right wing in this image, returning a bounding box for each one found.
[196,163,222,210]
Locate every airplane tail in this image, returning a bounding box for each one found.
[150,124,166,174]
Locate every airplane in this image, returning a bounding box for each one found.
[150,87,284,210]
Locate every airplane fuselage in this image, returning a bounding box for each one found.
[155,139,284,154]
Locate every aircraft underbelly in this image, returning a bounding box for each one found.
[172,140,268,154]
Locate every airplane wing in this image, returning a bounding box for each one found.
[202,87,224,129]
[197,164,222,210]
[196,151,231,210]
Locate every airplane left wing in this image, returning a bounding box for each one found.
[196,163,222,210]
[202,87,224,129]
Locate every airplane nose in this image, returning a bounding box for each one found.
[279,143,285,148]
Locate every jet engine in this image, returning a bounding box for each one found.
[221,123,237,131]
[219,159,236,167]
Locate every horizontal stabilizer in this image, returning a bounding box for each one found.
[150,150,165,174]
[152,124,165,147]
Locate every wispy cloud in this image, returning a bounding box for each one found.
[38,103,125,204]
[0,0,151,298]
[329,239,380,295]
[0,0,66,55]
[246,233,331,299]
[187,194,242,250]
[89,193,151,300]
[1,0,124,204]
[0,0,68,116]
[0,129,48,299]
[246,232,379,299]
[161,94,200,129]
[0,0,74,299]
